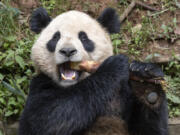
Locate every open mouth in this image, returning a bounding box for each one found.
[57,62,81,81]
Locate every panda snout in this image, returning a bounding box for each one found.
[59,48,77,57]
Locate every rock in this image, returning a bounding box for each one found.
[169,125,180,135]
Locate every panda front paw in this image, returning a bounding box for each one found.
[97,54,129,80]
[130,61,164,79]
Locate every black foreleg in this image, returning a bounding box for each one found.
[128,81,168,135]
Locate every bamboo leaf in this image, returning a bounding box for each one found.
[2,81,26,99]
[15,55,25,69]
[167,92,180,104]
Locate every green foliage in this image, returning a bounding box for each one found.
[111,16,152,57]
[0,84,25,118]
[145,53,162,62]
[0,2,35,120]
[159,17,178,41]
[0,1,20,37]
[161,24,174,39]
[166,75,180,117]
[162,0,177,8]
[40,0,71,15]
[111,34,124,54]
[118,0,128,5]
[164,57,180,117]
[164,56,180,75]
[41,0,56,13]
[128,16,151,53]
[2,81,26,99]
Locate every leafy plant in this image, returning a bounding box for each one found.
[164,56,180,75]
[2,81,26,99]
[0,2,34,121]
[165,75,180,117]
[111,34,124,54]
[163,57,180,117]
[0,1,20,39]
[41,0,56,13]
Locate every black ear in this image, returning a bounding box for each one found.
[97,8,120,34]
[30,7,51,34]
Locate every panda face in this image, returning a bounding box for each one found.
[30,8,120,87]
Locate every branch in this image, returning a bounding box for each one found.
[119,0,159,22]
[135,1,159,12]
[120,1,136,22]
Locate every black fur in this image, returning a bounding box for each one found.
[97,8,120,34]
[128,82,168,135]
[78,31,95,52]
[30,7,51,33]
[128,99,168,135]
[130,60,164,79]
[19,54,130,135]
[47,31,61,52]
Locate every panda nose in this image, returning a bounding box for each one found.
[59,48,77,57]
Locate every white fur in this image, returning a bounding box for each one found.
[31,10,113,86]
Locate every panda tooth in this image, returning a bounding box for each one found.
[72,72,76,80]
[61,73,67,80]
[61,72,76,80]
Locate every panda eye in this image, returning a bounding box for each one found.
[79,31,88,41]
[78,31,95,52]
[46,31,61,52]
[53,31,61,40]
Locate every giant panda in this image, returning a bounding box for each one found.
[18,7,168,135]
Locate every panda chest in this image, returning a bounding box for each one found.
[85,90,129,135]
[105,92,122,117]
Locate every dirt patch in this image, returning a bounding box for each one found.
[141,39,180,62]
[65,0,118,17]
[10,0,39,12]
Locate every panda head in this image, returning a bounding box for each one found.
[30,7,120,87]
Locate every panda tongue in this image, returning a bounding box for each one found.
[64,70,75,78]
[61,62,76,80]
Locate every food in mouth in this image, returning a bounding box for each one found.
[57,61,99,81]
[58,62,80,81]
[70,61,99,73]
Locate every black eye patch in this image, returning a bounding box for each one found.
[47,31,61,52]
[78,31,95,52]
